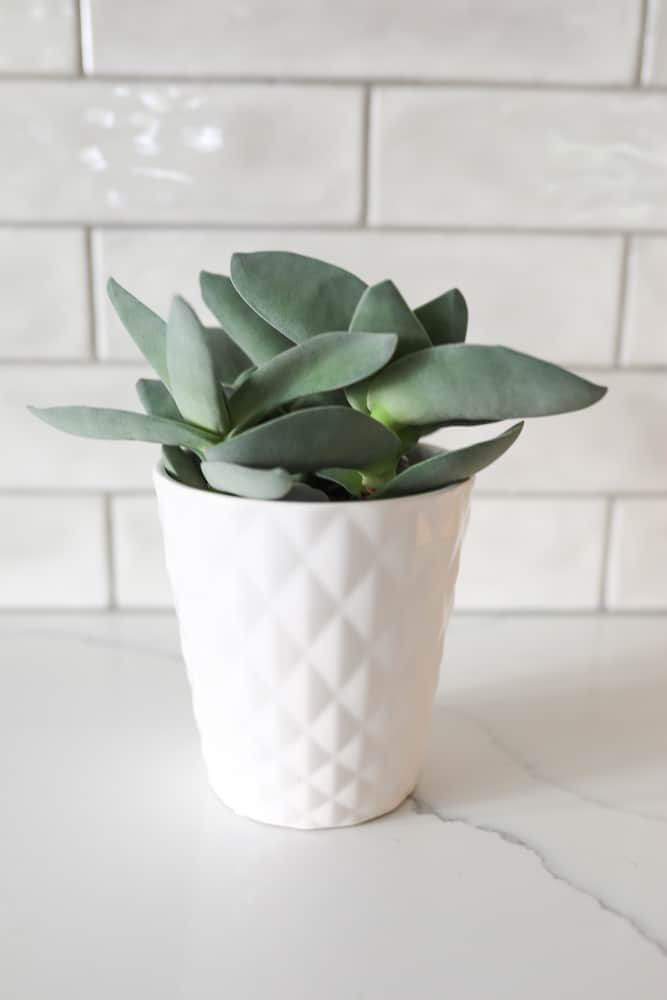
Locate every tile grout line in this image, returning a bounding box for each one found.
[613,235,632,365]
[6,73,667,92]
[83,227,98,359]
[0,221,667,238]
[3,221,667,239]
[358,85,371,226]
[597,496,615,611]
[72,0,84,77]
[77,0,94,76]
[635,0,651,86]
[102,494,117,610]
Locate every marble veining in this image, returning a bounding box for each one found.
[2,613,666,998]
[410,797,667,960]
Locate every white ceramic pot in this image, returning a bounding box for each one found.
[154,464,472,830]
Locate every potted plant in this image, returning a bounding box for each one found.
[31,251,606,829]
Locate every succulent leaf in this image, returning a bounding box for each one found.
[286,389,348,412]
[166,296,230,435]
[162,445,208,489]
[200,271,292,364]
[107,278,168,382]
[284,483,330,502]
[346,280,429,411]
[230,331,398,429]
[368,345,607,428]
[350,280,430,354]
[376,422,524,499]
[28,406,218,450]
[201,460,293,499]
[136,378,181,420]
[415,288,468,345]
[206,406,401,472]
[203,326,253,384]
[316,468,363,498]
[230,251,366,343]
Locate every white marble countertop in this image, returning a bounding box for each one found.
[1,613,666,999]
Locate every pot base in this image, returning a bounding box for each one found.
[205,764,417,830]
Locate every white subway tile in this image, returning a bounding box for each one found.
[370,88,667,229]
[0,82,361,223]
[622,238,667,365]
[0,0,77,74]
[94,229,620,366]
[111,496,172,608]
[83,0,639,84]
[0,229,90,359]
[456,497,605,610]
[433,372,667,492]
[0,365,156,489]
[607,500,667,609]
[0,495,107,608]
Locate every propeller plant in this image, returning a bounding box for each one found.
[30,251,607,501]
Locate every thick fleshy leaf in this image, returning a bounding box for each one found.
[203,326,253,384]
[201,460,293,499]
[206,406,401,472]
[287,389,347,411]
[28,406,218,449]
[136,378,180,420]
[230,251,366,343]
[350,281,430,354]
[368,345,607,428]
[415,288,468,345]
[162,446,208,489]
[200,272,291,364]
[377,422,524,499]
[230,331,398,428]
[107,278,168,382]
[346,280,429,411]
[167,296,229,434]
[316,467,363,497]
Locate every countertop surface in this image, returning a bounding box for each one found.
[2,613,666,999]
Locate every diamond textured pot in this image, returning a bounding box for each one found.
[154,464,472,829]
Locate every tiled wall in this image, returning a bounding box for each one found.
[1,0,666,611]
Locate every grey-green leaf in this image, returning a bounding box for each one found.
[415,288,468,345]
[350,280,430,354]
[368,345,607,428]
[206,406,401,472]
[201,461,293,499]
[200,271,292,364]
[162,446,208,489]
[29,406,218,450]
[346,280,429,412]
[167,296,229,434]
[107,278,168,382]
[230,331,398,429]
[203,326,253,384]
[377,422,524,499]
[317,467,363,497]
[230,251,366,344]
[136,378,181,420]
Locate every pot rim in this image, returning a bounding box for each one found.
[153,462,473,510]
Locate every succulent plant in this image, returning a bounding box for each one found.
[30,251,606,501]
